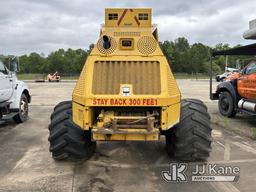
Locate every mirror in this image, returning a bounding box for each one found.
[9,57,19,72]
[241,68,246,75]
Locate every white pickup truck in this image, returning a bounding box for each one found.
[0,57,31,123]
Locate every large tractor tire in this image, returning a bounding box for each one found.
[48,101,96,161]
[166,99,212,161]
[50,101,72,120]
[218,91,237,117]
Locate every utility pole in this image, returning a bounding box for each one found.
[225,55,228,72]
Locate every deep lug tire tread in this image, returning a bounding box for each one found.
[48,101,96,161]
[51,101,72,120]
[166,99,212,161]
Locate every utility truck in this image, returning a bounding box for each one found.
[0,56,31,123]
[210,19,256,117]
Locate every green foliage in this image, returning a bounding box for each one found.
[19,53,47,73]
[189,43,210,73]
[160,37,245,74]
[18,48,90,74]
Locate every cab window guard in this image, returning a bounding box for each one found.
[108,13,118,20]
[138,13,148,20]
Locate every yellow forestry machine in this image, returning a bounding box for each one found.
[48,8,212,161]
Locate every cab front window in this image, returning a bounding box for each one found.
[245,62,256,74]
[0,61,8,75]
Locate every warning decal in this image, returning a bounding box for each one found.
[92,98,158,106]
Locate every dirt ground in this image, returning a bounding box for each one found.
[0,80,256,192]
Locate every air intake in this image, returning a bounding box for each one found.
[137,36,157,55]
[92,61,161,95]
[113,31,141,37]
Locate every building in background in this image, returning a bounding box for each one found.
[243,19,256,39]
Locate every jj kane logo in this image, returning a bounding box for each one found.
[162,163,240,182]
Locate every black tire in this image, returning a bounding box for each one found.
[13,93,29,123]
[165,99,212,161]
[54,101,72,110]
[50,101,72,120]
[218,91,236,117]
[215,76,220,82]
[48,101,96,161]
[220,77,225,82]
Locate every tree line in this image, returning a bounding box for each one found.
[13,37,246,75]
[160,37,246,75]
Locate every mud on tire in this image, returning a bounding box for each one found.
[48,101,96,161]
[166,99,212,161]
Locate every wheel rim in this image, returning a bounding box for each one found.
[20,98,28,118]
[220,96,229,112]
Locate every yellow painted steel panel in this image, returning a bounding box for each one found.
[105,8,152,28]
[71,7,182,138]
[160,102,180,130]
[166,65,180,96]
[73,65,87,102]
[72,102,84,128]
[93,132,159,141]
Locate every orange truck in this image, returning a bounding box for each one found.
[210,44,256,117]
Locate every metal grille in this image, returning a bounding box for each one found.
[166,65,180,96]
[137,36,157,55]
[92,61,161,95]
[113,31,141,37]
[73,65,87,99]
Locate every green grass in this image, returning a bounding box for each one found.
[61,75,79,80]
[17,73,79,80]
[174,73,209,79]
[17,73,209,80]
[252,128,256,139]
[17,74,41,80]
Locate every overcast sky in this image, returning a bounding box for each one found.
[0,0,255,55]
